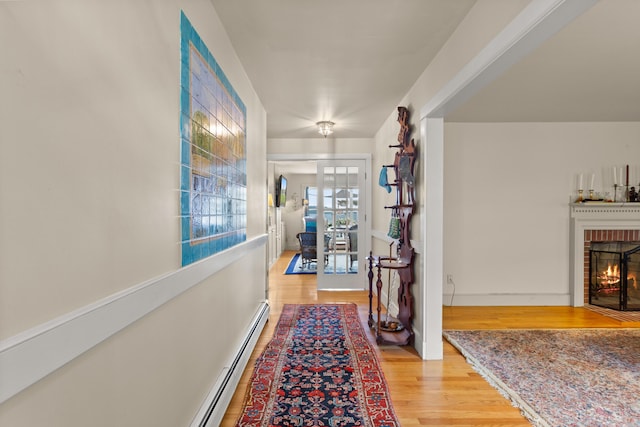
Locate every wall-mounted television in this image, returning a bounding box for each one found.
[275,175,287,207]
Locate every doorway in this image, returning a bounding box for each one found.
[316,160,365,290]
[267,155,370,291]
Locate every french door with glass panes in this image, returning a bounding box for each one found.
[316,160,365,290]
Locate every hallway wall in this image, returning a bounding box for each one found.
[280,173,316,250]
[444,122,640,305]
[372,0,640,313]
[369,0,531,356]
[0,1,267,425]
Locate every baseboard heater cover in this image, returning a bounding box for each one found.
[191,301,270,427]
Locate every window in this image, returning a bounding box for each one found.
[305,186,318,217]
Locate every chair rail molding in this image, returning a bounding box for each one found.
[0,234,268,404]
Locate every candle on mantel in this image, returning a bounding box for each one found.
[626,164,630,186]
[578,173,583,190]
[590,173,595,190]
[619,168,624,187]
[613,167,618,186]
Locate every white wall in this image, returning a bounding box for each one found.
[280,174,317,250]
[443,122,640,305]
[371,0,531,356]
[0,1,267,425]
[267,137,375,252]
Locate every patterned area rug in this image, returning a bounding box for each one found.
[284,253,316,275]
[284,253,358,275]
[236,304,399,427]
[444,329,640,427]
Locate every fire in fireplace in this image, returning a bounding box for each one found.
[589,242,640,311]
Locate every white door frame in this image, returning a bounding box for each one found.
[267,153,372,289]
[316,159,366,290]
[418,0,598,360]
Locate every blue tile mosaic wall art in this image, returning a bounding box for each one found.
[180,11,247,266]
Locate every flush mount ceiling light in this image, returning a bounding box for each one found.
[316,121,335,138]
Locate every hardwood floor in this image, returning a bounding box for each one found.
[220,251,630,426]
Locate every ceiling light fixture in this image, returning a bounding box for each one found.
[316,121,335,138]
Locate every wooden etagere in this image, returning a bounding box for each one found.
[367,106,416,346]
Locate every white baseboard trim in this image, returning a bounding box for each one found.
[191,302,269,427]
[413,328,424,358]
[443,293,572,306]
[0,234,268,405]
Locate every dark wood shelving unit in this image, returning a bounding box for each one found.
[367,106,417,346]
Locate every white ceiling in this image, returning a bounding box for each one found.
[447,0,640,122]
[211,0,476,138]
[211,0,640,140]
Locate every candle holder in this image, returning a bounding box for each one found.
[604,192,612,202]
[589,189,594,200]
[625,185,630,202]
[614,184,618,202]
[577,189,584,202]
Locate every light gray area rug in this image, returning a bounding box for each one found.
[444,329,640,427]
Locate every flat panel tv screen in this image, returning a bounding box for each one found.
[276,175,287,207]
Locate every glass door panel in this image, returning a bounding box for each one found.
[317,161,365,290]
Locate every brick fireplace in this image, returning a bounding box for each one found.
[585,232,640,310]
[570,204,640,306]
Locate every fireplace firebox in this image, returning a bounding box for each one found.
[589,242,640,311]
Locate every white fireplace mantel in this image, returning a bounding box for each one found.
[570,203,640,306]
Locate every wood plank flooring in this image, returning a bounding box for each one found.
[220,251,632,426]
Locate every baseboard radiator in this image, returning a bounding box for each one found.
[191,302,270,427]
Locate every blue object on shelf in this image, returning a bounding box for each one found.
[303,216,317,232]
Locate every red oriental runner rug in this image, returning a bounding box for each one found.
[235,304,399,427]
